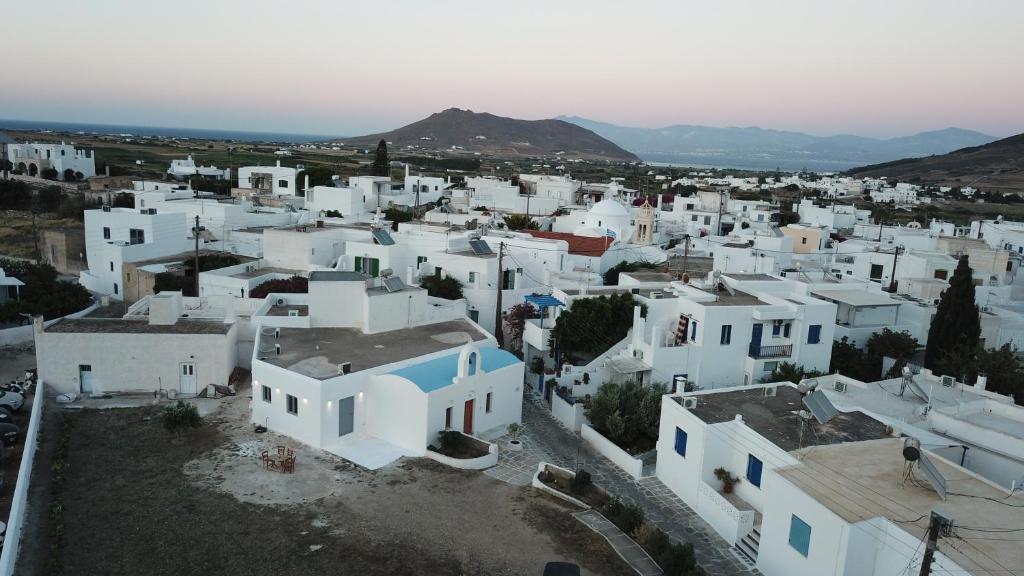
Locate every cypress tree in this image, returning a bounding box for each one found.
[923,255,980,372]
[370,139,390,177]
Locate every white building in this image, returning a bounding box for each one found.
[237,162,303,197]
[249,271,524,469]
[34,292,247,396]
[0,267,24,305]
[167,155,230,180]
[6,141,96,178]
[656,382,1024,576]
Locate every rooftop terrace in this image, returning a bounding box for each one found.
[260,319,486,379]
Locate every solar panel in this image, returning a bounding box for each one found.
[802,389,839,424]
[372,228,395,246]
[383,276,405,293]
[918,454,947,500]
[469,239,493,255]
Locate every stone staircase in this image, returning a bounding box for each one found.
[735,525,761,566]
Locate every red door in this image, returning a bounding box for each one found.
[463,399,475,434]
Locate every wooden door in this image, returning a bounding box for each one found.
[463,399,474,435]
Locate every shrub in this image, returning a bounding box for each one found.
[603,496,644,535]
[162,401,201,432]
[586,380,666,453]
[570,469,592,495]
[659,541,698,576]
[634,522,670,558]
[437,430,464,452]
[250,275,308,299]
[419,274,464,300]
[713,467,740,493]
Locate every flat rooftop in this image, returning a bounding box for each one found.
[620,272,675,283]
[723,273,781,282]
[813,289,900,307]
[46,318,232,335]
[232,266,299,279]
[702,289,766,307]
[560,286,677,299]
[261,319,486,379]
[266,304,308,317]
[682,386,890,451]
[778,438,1024,575]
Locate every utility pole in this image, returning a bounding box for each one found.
[888,245,902,293]
[494,242,505,348]
[682,234,691,277]
[193,215,201,297]
[716,189,724,236]
[919,511,943,576]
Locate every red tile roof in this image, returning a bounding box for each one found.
[523,230,611,256]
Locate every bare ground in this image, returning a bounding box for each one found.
[15,389,631,576]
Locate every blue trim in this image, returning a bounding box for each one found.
[674,428,687,457]
[746,454,763,488]
[524,294,565,308]
[789,515,812,557]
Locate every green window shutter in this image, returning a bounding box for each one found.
[371,258,380,277]
[355,256,363,273]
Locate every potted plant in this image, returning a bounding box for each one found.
[714,467,741,494]
[507,422,523,451]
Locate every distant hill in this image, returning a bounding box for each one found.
[847,133,1024,194]
[344,108,638,161]
[558,116,997,171]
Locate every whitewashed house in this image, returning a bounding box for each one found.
[167,155,230,180]
[237,162,303,197]
[0,268,24,305]
[656,383,1024,575]
[6,141,96,178]
[249,271,524,469]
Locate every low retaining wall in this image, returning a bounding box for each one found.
[581,424,644,480]
[531,462,590,508]
[0,301,99,347]
[550,393,587,433]
[0,382,45,575]
[696,481,756,545]
[425,436,499,470]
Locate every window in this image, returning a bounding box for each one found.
[113,283,119,295]
[278,179,289,189]
[869,263,884,281]
[262,385,272,403]
[808,325,822,344]
[51,244,58,260]
[354,256,380,277]
[286,394,298,415]
[129,228,145,245]
[674,427,687,457]
[485,392,493,413]
[469,309,479,323]
[772,323,781,337]
[691,215,698,222]
[788,515,812,557]
[445,406,453,428]
[109,262,114,272]
[764,361,778,373]
[783,323,792,338]
[690,320,698,343]
[103,227,110,240]
[417,256,428,266]
[934,269,948,280]
[502,268,516,290]
[704,216,711,225]
[746,454,763,487]
[757,214,764,222]
[801,237,807,245]
[468,272,477,283]
[720,325,732,345]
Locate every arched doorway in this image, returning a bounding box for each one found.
[28,163,38,177]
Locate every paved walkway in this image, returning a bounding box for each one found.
[487,393,758,575]
[574,510,662,576]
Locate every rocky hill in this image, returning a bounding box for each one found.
[847,133,1024,194]
[344,108,638,161]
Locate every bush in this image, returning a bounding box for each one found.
[162,401,201,432]
[634,522,670,558]
[437,430,464,452]
[586,380,666,453]
[419,274,464,300]
[250,275,308,299]
[570,469,592,495]
[603,496,644,535]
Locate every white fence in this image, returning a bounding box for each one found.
[0,382,45,575]
[550,393,587,433]
[0,301,99,347]
[696,480,756,545]
[581,423,644,480]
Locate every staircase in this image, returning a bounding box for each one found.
[735,525,761,565]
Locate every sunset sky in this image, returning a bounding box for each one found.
[2,0,1021,138]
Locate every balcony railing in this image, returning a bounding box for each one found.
[749,343,793,359]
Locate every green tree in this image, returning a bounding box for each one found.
[866,328,919,378]
[63,168,76,182]
[924,256,980,373]
[552,292,644,361]
[502,213,538,230]
[384,206,412,231]
[973,345,1024,403]
[370,139,390,177]
[766,362,823,383]
[419,275,464,300]
[0,258,92,323]
[41,167,59,180]
[603,260,658,285]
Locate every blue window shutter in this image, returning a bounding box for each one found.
[808,325,821,344]
[772,323,781,336]
[746,454,763,487]
[674,428,687,457]
[788,515,812,557]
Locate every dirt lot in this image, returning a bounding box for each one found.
[16,389,630,576]
[0,212,80,260]
[0,346,37,530]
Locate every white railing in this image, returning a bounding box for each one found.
[0,382,45,575]
[696,480,756,545]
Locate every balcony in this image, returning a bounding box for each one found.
[748,343,792,359]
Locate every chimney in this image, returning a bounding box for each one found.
[304,174,310,191]
[276,160,281,168]
[631,305,643,348]
[975,374,987,391]
[105,165,110,177]
[406,265,415,285]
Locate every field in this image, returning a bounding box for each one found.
[0,211,80,260]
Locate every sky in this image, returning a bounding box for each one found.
[1,0,1022,138]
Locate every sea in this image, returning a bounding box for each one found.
[0,118,338,144]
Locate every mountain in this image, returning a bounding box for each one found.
[344,109,638,161]
[558,116,997,171]
[847,133,1024,194]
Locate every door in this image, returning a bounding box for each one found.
[749,323,763,356]
[338,396,355,437]
[79,365,93,394]
[179,363,196,395]
[463,399,475,434]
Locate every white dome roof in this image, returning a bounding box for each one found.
[590,199,629,218]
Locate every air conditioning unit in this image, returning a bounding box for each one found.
[102,205,111,212]
[941,375,955,388]
[762,386,777,397]
[650,291,663,299]
[682,397,698,409]
[833,381,847,393]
